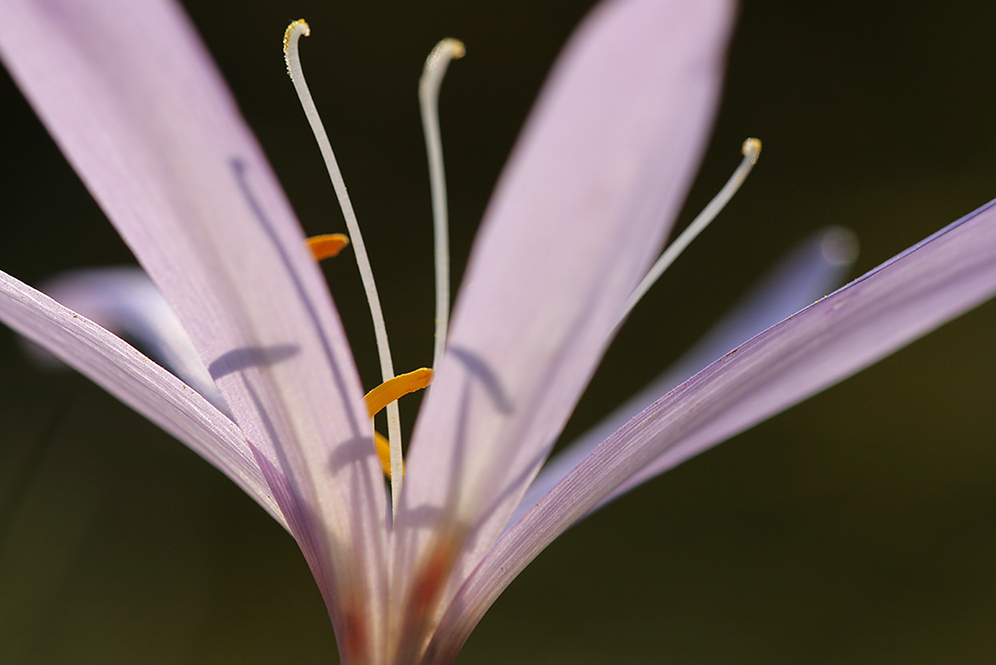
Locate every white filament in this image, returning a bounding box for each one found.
[419,39,464,370]
[620,138,762,326]
[284,21,404,513]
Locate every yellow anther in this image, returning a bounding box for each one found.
[364,367,434,418]
[374,431,396,478]
[307,233,350,260]
[365,368,433,480]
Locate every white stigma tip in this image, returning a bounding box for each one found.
[283,20,310,79]
[424,38,465,73]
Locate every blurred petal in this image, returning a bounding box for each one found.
[394,0,734,647]
[42,267,227,413]
[0,0,386,652]
[430,199,996,661]
[513,226,859,523]
[0,269,286,528]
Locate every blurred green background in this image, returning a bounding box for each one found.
[2,0,995,663]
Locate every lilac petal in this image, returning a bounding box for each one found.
[512,226,859,524]
[394,0,733,637]
[41,267,227,414]
[428,199,996,662]
[0,0,386,649]
[0,269,287,528]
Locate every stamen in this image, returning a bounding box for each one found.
[619,138,762,324]
[419,39,465,369]
[364,367,434,418]
[365,369,432,479]
[307,233,350,260]
[284,20,405,512]
[373,432,394,478]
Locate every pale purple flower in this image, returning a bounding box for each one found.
[0,1,994,664]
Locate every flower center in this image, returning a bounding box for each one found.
[283,19,760,520]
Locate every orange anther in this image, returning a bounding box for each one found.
[365,368,433,479]
[374,431,396,478]
[364,368,434,418]
[307,233,349,260]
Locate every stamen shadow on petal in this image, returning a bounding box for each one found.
[207,344,300,379]
[229,156,363,434]
[326,434,381,476]
[447,346,514,414]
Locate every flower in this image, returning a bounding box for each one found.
[0,0,995,664]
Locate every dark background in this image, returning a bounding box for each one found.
[2,0,995,663]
